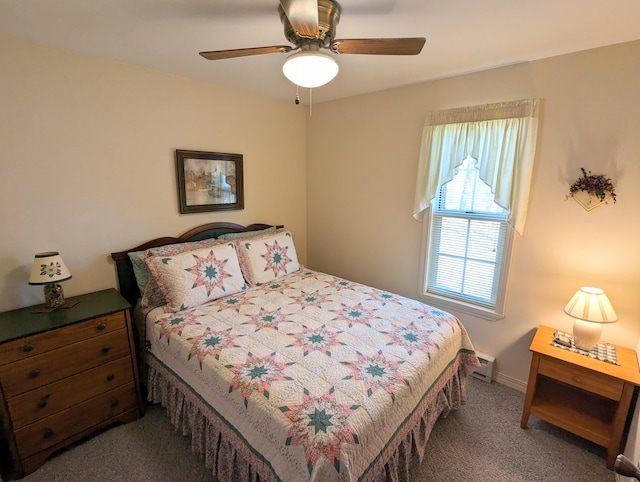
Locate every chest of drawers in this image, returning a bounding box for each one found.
[0,289,142,479]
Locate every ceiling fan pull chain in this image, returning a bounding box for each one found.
[295,85,300,105]
[309,88,313,116]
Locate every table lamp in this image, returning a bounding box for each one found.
[563,286,618,351]
[28,251,73,311]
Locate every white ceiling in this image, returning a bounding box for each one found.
[1,0,639,104]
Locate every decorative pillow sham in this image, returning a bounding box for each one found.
[235,230,300,285]
[145,237,228,257]
[140,276,166,310]
[218,226,278,241]
[139,237,228,309]
[145,242,247,312]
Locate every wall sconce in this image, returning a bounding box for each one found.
[563,286,618,351]
[28,251,77,312]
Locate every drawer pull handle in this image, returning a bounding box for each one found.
[110,399,119,408]
[29,369,41,378]
[37,394,51,408]
[43,428,54,439]
[106,373,115,382]
[101,346,111,354]
[97,323,107,330]
[23,344,35,353]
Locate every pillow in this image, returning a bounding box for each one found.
[218,226,278,241]
[140,275,166,309]
[145,242,246,312]
[235,230,300,285]
[139,237,228,309]
[146,237,227,257]
[128,251,150,295]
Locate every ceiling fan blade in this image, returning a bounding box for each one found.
[199,45,294,60]
[279,0,319,38]
[331,38,426,55]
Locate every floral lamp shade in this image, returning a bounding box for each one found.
[28,252,73,310]
[28,252,72,285]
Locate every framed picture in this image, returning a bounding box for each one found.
[175,149,244,214]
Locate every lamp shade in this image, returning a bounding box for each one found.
[28,252,72,285]
[283,51,339,88]
[563,286,617,323]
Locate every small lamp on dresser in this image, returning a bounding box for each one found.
[28,251,76,311]
[563,286,618,351]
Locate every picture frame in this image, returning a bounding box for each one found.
[175,149,244,214]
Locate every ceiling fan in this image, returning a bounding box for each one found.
[199,0,425,89]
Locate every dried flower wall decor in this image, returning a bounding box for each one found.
[567,168,617,211]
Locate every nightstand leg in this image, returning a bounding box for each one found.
[521,353,541,429]
[606,383,635,470]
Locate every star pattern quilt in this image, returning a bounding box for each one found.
[145,268,477,481]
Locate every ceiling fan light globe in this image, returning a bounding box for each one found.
[283,52,339,88]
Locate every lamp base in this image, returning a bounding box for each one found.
[32,284,80,313]
[572,319,602,351]
[44,283,65,309]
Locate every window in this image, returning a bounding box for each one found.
[413,99,540,320]
[425,157,513,317]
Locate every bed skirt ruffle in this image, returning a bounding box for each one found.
[146,353,471,482]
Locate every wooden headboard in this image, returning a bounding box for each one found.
[110,222,282,307]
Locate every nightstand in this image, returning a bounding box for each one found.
[521,325,640,469]
[0,288,143,479]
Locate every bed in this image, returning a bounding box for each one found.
[111,222,478,481]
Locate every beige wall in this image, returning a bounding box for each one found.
[0,34,308,311]
[307,40,640,389]
[1,32,638,392]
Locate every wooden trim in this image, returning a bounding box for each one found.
[520,351,539,429]
[0,381,22,479]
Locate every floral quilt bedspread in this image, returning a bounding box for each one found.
[145,268,477,481]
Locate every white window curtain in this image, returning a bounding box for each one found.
[413,99,540,234]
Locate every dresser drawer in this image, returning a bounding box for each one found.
[14,382,137,459]
[538,356,624,400]
[0,311,126,366]
[0,329,131,398]
[7,356,135,429]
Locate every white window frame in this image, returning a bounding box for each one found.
[413,100,539,320]
[418,207,514,321]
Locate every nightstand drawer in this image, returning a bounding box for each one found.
[14,382,137,459]
[538,356,623,401]
[0,311,126,366]
[0,329,131,398]
[7,356,135,428]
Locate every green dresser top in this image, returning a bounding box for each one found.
[0,288,131,344]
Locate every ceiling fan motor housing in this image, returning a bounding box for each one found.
[279,0,342,47]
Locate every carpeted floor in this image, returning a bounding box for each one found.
[16,377,616,482]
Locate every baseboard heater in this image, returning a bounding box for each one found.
[471,351,495,383]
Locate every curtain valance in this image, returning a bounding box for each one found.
[413,99,539,234]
